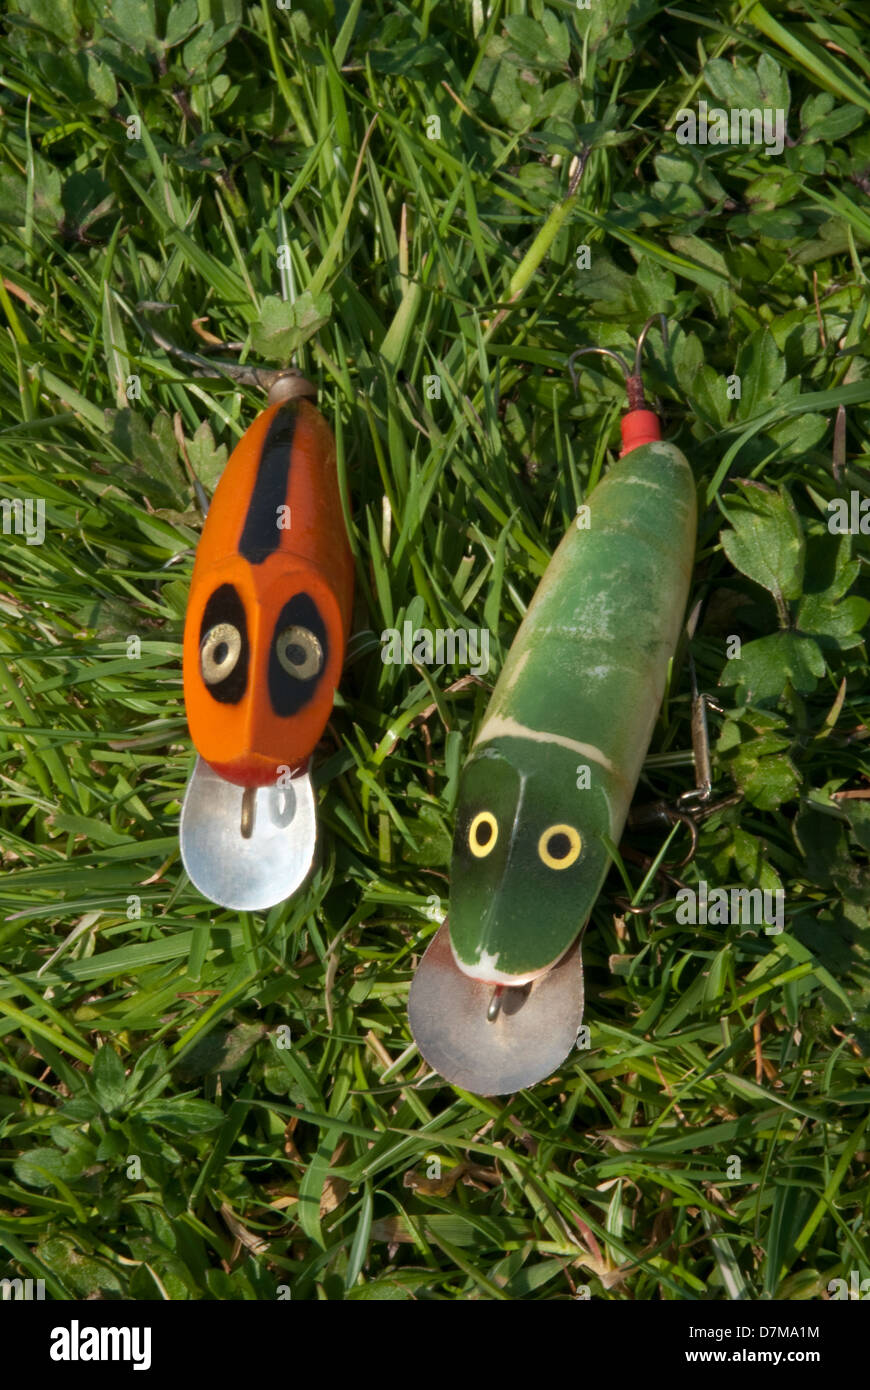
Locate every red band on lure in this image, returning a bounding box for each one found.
[183,396,353,789]
[619,374,662,455]
[619,408,661,456]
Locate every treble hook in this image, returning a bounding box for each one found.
[568,314,669,411]
[568,345,633,394]
[632,313,669,379]
[615,602,743,916]
[614,809,696,916]
[625,802,699,865]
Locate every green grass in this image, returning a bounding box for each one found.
[0,0,868,1301]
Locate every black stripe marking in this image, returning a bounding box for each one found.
[238,404,299,564]
[268,592,329,717]
[199,584,249,704]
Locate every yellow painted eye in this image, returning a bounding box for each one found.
[468,811,498,858]
[538,824,581,870]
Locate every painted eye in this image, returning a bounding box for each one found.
[201,623,242,686]
[538,824,582,870]
[276,625,324,680]
[468,810,498,858]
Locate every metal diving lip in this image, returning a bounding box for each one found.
[408,920,585,1095]
[180,756,317,911]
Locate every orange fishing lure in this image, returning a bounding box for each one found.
[183,384,353,787]
[179,374,353,911]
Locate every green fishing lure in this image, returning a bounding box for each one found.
[409,322,698,1094]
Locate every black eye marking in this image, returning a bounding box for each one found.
[238,404,300,565]
[199,584,249,704]
[268,592,329,716]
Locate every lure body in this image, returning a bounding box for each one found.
[411,431,696,1091]
[447,439,696,985]
[180,390,353,912]
[183,397,353,787]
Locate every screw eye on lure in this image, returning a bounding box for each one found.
[408,317,698,1095]
[178,366,353,911]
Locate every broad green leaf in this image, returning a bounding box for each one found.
[101,0,160,54]
[798,592,870,650]
[250,292,332,360]
[91,1044,128,1116]
[14,1146,92,1189]
[37,1238,125,1298]
[720,631,825,701]
[704,52,790,117]
[502,14,570,69]
[164,0,199,48]
[139,1098,225,1134]
[187,420,228,495]
[720,484,805,609]
[731,746,801,811]
[734,329,786,418]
